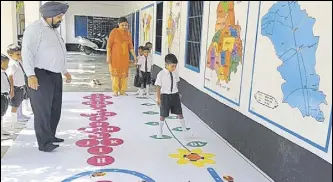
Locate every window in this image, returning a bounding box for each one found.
[155,2,163,54]
[185,1,204,73]
[74,16,88,37]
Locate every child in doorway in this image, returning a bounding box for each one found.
[1,54,13,140]
[145,42,155,85]
[145,42,153,52]
[137,46,153,96]
[6,45,27,129]
[155,54,188,139]
[135,46,144,95]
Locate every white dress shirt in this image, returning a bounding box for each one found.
[22,18,67,76]
[7,59,26,87]
[137,55,153,72]
[1,69,11,94]
[155,68,180,94]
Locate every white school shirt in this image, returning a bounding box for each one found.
[22,18,67,76]
[1,69,11,94]
[137,55,153,72]
[155,68,180,94]
[7,59,26,87]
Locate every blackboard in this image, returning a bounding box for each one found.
[75,15,118,38]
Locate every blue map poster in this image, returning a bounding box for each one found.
[249,1,332,154]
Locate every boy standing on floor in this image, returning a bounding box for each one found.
[1,54,13,140]
[137,46,153,96]
[145,42,155,85]
[135,46,144,95]
[6,45,27,129]
[7,44,31,119]
[155,54,187,139]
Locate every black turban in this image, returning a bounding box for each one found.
[39,2,69,18]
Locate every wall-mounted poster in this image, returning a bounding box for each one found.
[204,1,250,106]
[165,1,182,58]
[249,1,332,155]
[140,4,154,46]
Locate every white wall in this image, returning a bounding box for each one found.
[65,2,126,44]
[24,1,40,28]
[122,1,153,16]
[1,1,17,54]
[125,1,332,163]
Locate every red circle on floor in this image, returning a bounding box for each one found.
[76,139,99,147]
[88,132,111,139]
[87,155,115,166]
[90,122,109,128]
[101,138,124,146]
[91,104,107,110]
[89,116,108,122]
[97,109,108,113]
[88,146,113,155]
[100,126,120,133]
[98,112,117,117]
[83,96,106,100]
[78,127,99,133]
[82,101,112,105]
[80,113,98,117]
[84,94,111,99]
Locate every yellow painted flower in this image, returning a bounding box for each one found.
[169,149,216,167]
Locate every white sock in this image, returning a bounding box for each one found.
[24,99,30,110]
[1,118,11,135]
[11,112,18,123]
[11,113,25,129]
[146,85,150,96]
[17,104,23,118]
[157,120,164,138]
[180,118,187,132]
[139,88,144,97]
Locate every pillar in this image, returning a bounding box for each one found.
[1,1,17,54]
[24,1,41,28]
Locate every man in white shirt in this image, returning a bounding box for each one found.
[137,46,153,96]
[1,54,12,140]
[22,2,72,152]
[155,54,187,139]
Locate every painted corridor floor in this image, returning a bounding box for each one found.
[1,92,272,182]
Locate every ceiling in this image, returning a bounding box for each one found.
[63,1,131,6]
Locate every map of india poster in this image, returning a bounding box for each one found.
[204,1,250,106]
[140,4,154,47]
[249,1,332,154]
[165,1,182,59]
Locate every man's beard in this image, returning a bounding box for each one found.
[52,21,61,28]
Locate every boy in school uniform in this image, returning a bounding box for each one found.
[6,45,27,129]
[145,42,155,85]
[145,42,153,52]
[1,54,13,140]
[137,46,153,96]
[7,44,31,120]
[155,54,188,139]
[135,46,144,95]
